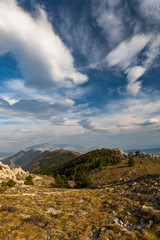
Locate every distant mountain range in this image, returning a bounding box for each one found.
[2,143,160,171]
[25,143,94,154]
[0,152,13,158]
[126,147,160,156]
[25,149,80,172]
[2,149,42,169]
[1,143,81,170]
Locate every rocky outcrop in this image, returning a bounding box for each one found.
[0,161,28,182]
[112,148,127,159]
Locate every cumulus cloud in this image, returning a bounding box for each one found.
[0,0,88,89]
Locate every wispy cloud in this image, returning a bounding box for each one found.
[0,0,88,90]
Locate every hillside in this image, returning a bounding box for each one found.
[0,154,159,239]
[25,149,80,173]
[34,148,160,188]
[2,149,42,169]
[36,148,127,176]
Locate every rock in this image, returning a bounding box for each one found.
[0,161,28,182]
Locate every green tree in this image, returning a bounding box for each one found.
[24,175,34,186]
[128,157,135,167]
[75,171,92,188]
[51,174,69,188]
[6,179,16,187]
[135,150,141,156]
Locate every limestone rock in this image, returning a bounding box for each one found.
[0,161,28,182]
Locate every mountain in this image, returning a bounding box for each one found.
[0,152,13,158]
[35,148,127,176]
[26,143,95,154]
[2,149,42,169]
[126,147,160,156]
[25,149,80,172]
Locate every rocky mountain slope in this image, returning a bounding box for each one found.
[0,156,159,240]
[2,149,42,169]
[25,149,80,172]
[0,161,28,182]
[126,147,160,156]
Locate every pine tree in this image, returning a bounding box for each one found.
[75,171,92,188]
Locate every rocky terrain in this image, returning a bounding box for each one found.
[0,148,159,240]
[0,161,28,182]
[2,149,42,169]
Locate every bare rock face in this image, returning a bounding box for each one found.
[0,161,28,182]
[112,148,127,159]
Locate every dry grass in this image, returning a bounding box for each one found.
[0,158,159,239]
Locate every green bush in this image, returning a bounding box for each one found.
[51,174,70,188]
[24,175,34,186]
[128,157,135,167]
[6,179,16,187]
[0,186,7,194]
[75,171,92,188]
[1,181,6,187]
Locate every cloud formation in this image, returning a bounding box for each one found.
[0,0,88,89]
[0,97,74,120]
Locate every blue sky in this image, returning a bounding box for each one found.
[0,0,160,153]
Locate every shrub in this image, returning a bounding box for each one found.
[51,174,70,188]
[75,171,92,188]
[24,215,45,225]
[0,206,17,213]
[6,179,16,187]
[1,181,6,187]
[24,175,34,186]
[128,157,135,167]
[0,186,7,194]
[135,150,141,156]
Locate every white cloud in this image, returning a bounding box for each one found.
[139,0,160,23]
[125,66,146,84]
[126,81,142,96]
[125,66,145,95]
[0,0,88,90]
[92,0,125,46]
[106,34,150,68]
[143,35,160,69]
[106,34,151,95]
[83,95,160,135]
[0,97,75,120]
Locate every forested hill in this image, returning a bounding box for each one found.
[25,149,80,172]
[35,148,126,177]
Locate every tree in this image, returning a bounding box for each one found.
[51,174,69,188]
[6,179,16,187]
[75,171,92,188]
[135,150,141,157]
[128,157,135,167]
[24,175,34,186]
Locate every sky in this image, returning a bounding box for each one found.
[0,0,160,153]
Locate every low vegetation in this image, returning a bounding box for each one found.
[0,148,159,239]
[24,175,34,186]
